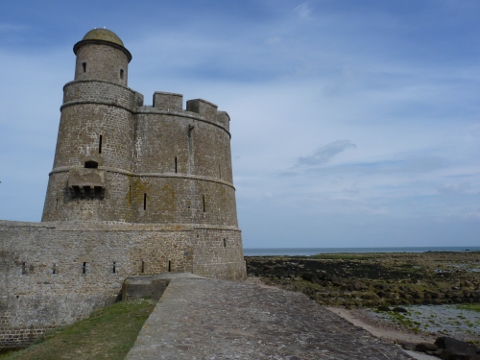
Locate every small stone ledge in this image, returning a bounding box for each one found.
[122,273,204,301]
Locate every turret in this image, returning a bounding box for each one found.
[73,28,131,86]
[42,29,137,222]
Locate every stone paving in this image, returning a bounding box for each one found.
[126,275,413,360]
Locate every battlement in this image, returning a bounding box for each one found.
[153,91,183,111]
[150,92,229,129]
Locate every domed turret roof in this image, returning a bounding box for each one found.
[74,28,132,62]
[82,28,124,47]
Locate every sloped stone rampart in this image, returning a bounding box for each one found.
[126,277,413,360]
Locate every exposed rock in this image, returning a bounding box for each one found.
[435,336,480,360]
[401,342,416,350]
[415,342,438,352]
[377,305,391,312]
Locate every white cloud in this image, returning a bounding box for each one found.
[295,140,357,167]
[293,2,313,19]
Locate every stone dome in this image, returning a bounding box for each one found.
[82,28,124,47]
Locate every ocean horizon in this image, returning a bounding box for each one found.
[243,246,480,256]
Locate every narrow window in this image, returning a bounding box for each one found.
[168,259,171,272]
[82,62,86,72]
[82,262,87,274]
[141,260,145,273]
[223,238,227,248]
[99,135,103,154]
[52,264,57,275]
[143,193,147,210]
[120,69,124,79]
[112,262,116,274]
[55,198,58,210]
[175,157,178,173]
[21,262,26,275]
[219,164,222,179]
[202,195,206,212]
[187,125,194,175]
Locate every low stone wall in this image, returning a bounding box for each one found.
[0,220,246,348]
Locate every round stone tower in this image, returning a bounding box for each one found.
[42,28,241,233]
[42,29,141,221]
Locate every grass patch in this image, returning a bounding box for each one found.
[456,303,480,312]
[0,298,155,360]
[309,254,378,260]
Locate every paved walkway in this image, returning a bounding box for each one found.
[126,275,413,360]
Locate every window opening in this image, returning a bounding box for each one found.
[82,262,87,274]
[223,238,227,247]
[175,157,178,173]
[143,193,147,210]
[56,198,58,210]
[120,69,124,79]
[112,262,116,274]
[219,164,222,179]
[202,195,206,212]
[52,264,57,275]
[82,62,86,72]
[99,135,103,154]
[187,125,194,175]
[168,259,171,272]
[141,260,145,273]
[84,160,99,169]
[21,262,26,275]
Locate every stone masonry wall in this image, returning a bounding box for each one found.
[63,80,139,111]
[0,220,245,347]
[74,44,129,86]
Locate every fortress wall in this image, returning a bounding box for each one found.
[42,171,132,222]
[52,104,135,171]
[134,109,232,183]
[190,118,233,183]
[0,221,192,348]
[130,177,238,226]
[192,228,246,281]
[134,113,190,174]
[0,220,244,347]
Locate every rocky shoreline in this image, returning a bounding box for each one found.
[245,251,480,307]
[246,252,480,359]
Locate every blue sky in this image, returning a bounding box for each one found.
[0,0,479,248]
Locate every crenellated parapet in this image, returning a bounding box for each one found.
[148,91,230,132]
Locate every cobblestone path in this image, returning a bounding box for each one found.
[126,276,413,360]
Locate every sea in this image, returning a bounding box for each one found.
[243,246,480,256]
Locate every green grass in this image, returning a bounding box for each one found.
[309,254,378,260]
[456,303,480,312]
[0,298,155,360]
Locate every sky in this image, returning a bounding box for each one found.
[0,0,479,248]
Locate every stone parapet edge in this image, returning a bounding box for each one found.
[0,220,241,232]
[60,100,231,137]
[48,166,236,190]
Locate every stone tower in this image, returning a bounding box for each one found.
[42,28,241,233]
[1,28,246,348]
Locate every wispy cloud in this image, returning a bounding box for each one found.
[295,140,356,167]
[293,2,313,19]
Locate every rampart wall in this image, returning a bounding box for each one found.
[0,220,245,348]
